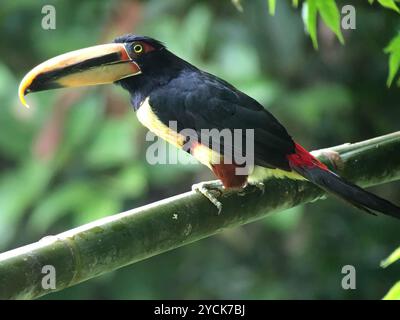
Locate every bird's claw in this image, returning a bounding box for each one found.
[192,180,224,214]
[192,180,265,214]
[238,181,265,196]
[253,181,265,194]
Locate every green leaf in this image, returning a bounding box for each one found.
[29,181,93,233]
[384,33,400,86]
[181,4,212,60]
[231,0,243,12]
[383,281,400,300]
[302,1,318,49]
[387,53,400,86]
[62,94,104,153]
[31,179,122,229]
[0,160,54,247]
[84,115,138,170]
[316,0,345,44]
[377,0,400,13]
[0,63,34,160]
[302,0,345,49]
[292,0,299,8]
[368,0,375,4]
[108,164,148,198]
[380,246,400,268]
[268,0,276,15]
[73,191,121,225]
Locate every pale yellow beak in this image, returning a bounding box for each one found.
[18,43,141,108]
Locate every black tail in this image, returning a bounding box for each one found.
[293,165,400,219]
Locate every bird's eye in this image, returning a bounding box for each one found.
[133,44,143,54]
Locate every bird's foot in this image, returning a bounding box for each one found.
[238,181,265,196]
[192,180,224,214]
[311,149,344,171]
[252,181,265,194]
[192,180,265,214]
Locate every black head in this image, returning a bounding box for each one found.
[114,34,165,50]
[113,34,196,109]
[113,34,167,74]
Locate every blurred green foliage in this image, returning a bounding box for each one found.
[385,32,400,86]
[381,245,400,298]
[383,281,400,299]
[266,0,400,84]
[381,246,400,268]
[0,0,399,299]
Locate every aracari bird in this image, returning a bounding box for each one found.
[18,35,400,218]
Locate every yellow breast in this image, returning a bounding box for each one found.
[136,97,186,149]
[136,97,222,169]
[248,166,305,182]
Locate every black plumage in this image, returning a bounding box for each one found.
[116,35,295,171]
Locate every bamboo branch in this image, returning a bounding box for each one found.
[0,132,399,299]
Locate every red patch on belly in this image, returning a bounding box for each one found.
[211,163,248,189]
